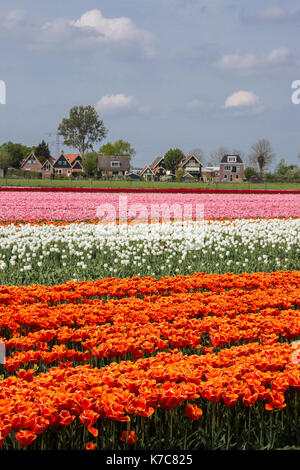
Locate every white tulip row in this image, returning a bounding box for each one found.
[0,218,298,284]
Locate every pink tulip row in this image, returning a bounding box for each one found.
[0,191,299,221]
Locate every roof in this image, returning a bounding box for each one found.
[150,156,164,170]
[41,159,54,169]
[221,154,243,164]
[182,172,194,179]
[53,153,72,168]
[97,155,130,171]
[203,166,220,172]
[139,165,154,176]
[178,153,203,168]
[20,152,43,168]
[65,154,81,164]
[71,161,83,170]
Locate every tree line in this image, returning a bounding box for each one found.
[0,104,300,180]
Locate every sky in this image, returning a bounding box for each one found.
[1,0,300,168]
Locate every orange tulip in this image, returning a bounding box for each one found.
[185,404,203,420]
[86,442,96,450]
[15,430,37,447]
[120,430,138,445]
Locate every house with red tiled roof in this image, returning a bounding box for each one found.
[65,154,82,165]
[52,152,73,177]
[21,151,84,178]
[65,153,83,177]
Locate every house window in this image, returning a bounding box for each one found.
[224,174,227,178]
[232,166,237,173]
[111,161,121,167]
[228,156,237,163]
[236,175,239,179]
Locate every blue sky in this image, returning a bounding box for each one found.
[1,0,300,168]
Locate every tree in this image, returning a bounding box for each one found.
[175,168,186,181]
[0,142,33,168]
[99,139,135,159]
[244,167,257,181]
[35,140,51,163]
[164,148,185,173]
[232,149,245,162]
[209,147,230,166]
[81,151,98,177]
[0,150,12,174]
[286,167,300,181]
[58,105,108,157]
[248,139,276,176]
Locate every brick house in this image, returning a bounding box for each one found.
[97,155,130,178]
[41,158,54,178]
[20,152,43,173]
[52,152,73,177]
[219,155,244,182]
[65,154,83,177]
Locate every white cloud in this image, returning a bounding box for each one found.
[3,9,25,30]
[224,91,260,108]
[13,9,156,58]
[72,10,149,44]
[257,7,288,21]
[96,94,136,113]
[218,53,257,71]
[266,47,291,64]
[218,47,293,73]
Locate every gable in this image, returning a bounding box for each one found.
[66,154,82,165]
[21,152,40,167]
[53,154,72,169]
[140,165,154,176]
[42,160,53,171]
[72,161,82,170]
[182,154,202,167]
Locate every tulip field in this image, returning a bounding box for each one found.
[0,189,299,450]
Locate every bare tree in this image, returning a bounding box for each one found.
[248,139,276,176]
[232,149,245,160]
[188,148,205,165]
[209,147,230,166]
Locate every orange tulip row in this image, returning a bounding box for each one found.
[3,306,299,371]
[0,271,299,306]
[1,284,299,334]
[0,342,299,447]
[0,271,298,371]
